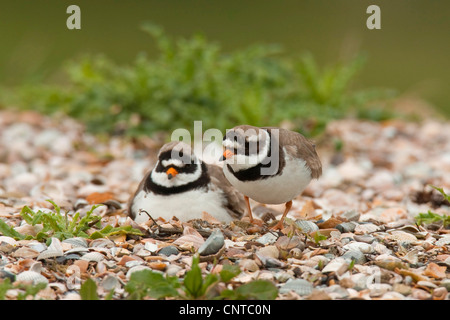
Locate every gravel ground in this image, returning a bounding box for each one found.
[0,110,449,300]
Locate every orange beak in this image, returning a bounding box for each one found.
[220,149,234,161]
[166,167,178,180]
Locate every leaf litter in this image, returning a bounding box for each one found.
[0,111,449,300]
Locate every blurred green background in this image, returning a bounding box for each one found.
[0,0,449,135]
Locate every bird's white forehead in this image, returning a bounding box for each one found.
[223,129,269,148]
[161,159,185,167]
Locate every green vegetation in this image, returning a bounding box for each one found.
[0,278,47,300]
[80,255,278,300]
[5,23,395,137]
[0,200,142,244]
[415,185,450,228]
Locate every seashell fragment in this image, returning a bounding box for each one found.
[16,271,48,285]
[80,252,105,262]
[295,220,319,233]
[89,238,114,248]
[256,245,279,259]
[11,247,40,259]
[354,223,380,234]
[37,237,64,260]
[342,250,366,265]
[388,231,417,243]
[343,242,374,254]
[0,236,18,246]
[321,258,349,275]
[432,287,448,300]
[275,235,304,251]
[255,232,278,245]
[144,242,158,253]
[280,279,313,296]
[63,237,88,248]
[435,236,450,247]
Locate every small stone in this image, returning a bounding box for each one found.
[440,279,450,291]
[411,288,432,300]
[336,222,358,233]
[166,264,183,276]
[256,245,279,259]
[239,259,259,272]
[341,209,360,222]
[321,258,349,276]
[353,235,375,244]
[198,229,224,256]
[255,232,278,245]
[432,287,448,300]
[100,275,120,291]
[158,245,179,257]
[342,250,366,264]
[275,236,304,251]
[393,283,412,296]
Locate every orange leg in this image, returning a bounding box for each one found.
[271,200,292,230]
[244,195,254,222]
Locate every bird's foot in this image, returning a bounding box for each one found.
[270,220,285,231]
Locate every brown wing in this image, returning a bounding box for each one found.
[266,127,322,179]
[127,170,151,219]
[207,164,246,220]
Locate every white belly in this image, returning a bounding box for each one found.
[131,188,233,224]
[223,157,312,204]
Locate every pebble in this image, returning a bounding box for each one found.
[353,235,375,244]
[342,250,366,265]
[239,259,259,272]
[343,242,374,254]
[255,232,278,245]
[158,245,179,257]
[256,245,279,259]
[336,222,357,233]
[198,229,224,256]
[1,112,449,300]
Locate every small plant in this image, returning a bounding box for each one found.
[0,278,47,300]
[7,23,395,138]
[415,185,450,228]
[0,200,142,243]
[313,231,328,245]
[123,255,278,300]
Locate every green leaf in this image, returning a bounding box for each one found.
[16,282,47,300]
[219,264,241,282]
[80,278,99,300]
[313,231,328,244]
[430,185,450,202]
[232,280,278,300]
[415,210,447,226]
[0,219,25,240]
[125,269,179,299]
[183,255,204,298]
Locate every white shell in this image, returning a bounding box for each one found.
[388,231,417,243]
[16,271,49,285]
[80,252,105,262]
[0,236,18,246]
[37,237,64,260]
[343,241,374,254]
[63,237,88,248]
[295,220,319,233]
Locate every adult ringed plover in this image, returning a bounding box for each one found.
[128,141,245,223]
[220,125,322,229]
